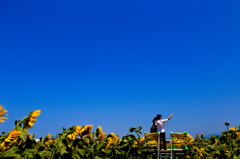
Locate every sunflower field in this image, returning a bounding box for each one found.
[0,106,155,159]
[1,105,240,159]
[186,126,240,159]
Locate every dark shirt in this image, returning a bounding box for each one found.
[150,125,157,133]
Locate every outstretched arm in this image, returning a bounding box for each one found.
[168,114,173,120]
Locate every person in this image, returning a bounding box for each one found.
[150,117,158,133]
[155,114,173,150]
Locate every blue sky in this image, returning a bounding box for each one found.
[0,0,240,138]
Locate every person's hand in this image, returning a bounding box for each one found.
[168,114,173,120]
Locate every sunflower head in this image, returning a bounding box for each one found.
[67,133,75,140]
[46,133,51,139]
[111,133,119,144]
[1,130,21,151]
[80,125,93,138]
[44,139,53,148]
[75,126,81,133]
[101,132,106,141]
[0,105,8,123]
[90,133,94,141]
[28,133,33,139]
[139,137,145,146]
[67,126,81,140]
[96,126,103,139]
[23,110,41,129]
[104,138,113,151]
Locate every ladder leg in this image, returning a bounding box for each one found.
[158,133,160,159]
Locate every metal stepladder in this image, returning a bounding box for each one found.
[145,132,172,159]
[146,131,192,159]
[157,132,173,159]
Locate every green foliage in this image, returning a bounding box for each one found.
[187,126,240,158]
[1,108,240,158]
[0,123,153,158]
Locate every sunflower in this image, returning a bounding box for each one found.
[109,132,119,144]
[46,133,51,139]
[1,130,21,151]
[224,150,231,158]
[229,127,236,131]
[0,105,8,123]
[90,133,94,141]
[75,126,81,133]
[28,133,33,139]
[139,137,145,146]
[104,138,113,151]
[96,126,103,140]
[44,140,53,148]
[79,125,93,139]
[23,110,41,129]
[101,132,106,141]
[133,140,138,147]
[96,126,106,142]
[67,126,81,140]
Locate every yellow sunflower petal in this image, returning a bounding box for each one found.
[29,121,34,127]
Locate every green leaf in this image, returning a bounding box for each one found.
[72,151,81,159]
[57,140,63,147]
[20,130,28,142]
[2,152,21,158]
[77,148,85,157]
[137,150,142,155]
[3,147,22,159]
[60,148,67,155]
[233,156,240,159]
[129,127,137,132]
[38,149,51,158]
[96,143,103,151]
[15,125,23,132]
[209,145,223,151]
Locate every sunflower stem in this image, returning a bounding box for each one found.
[13,117,27,130]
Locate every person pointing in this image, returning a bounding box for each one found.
[155,114,173,150]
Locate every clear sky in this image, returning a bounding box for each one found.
[0,0,240,139]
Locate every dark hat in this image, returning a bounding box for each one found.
[156,114,162,119]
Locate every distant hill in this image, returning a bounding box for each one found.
[166,134,221,140]
[204,134,221,139]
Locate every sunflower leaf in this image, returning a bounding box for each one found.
[20,130,28,142]
[129,127,137,132]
